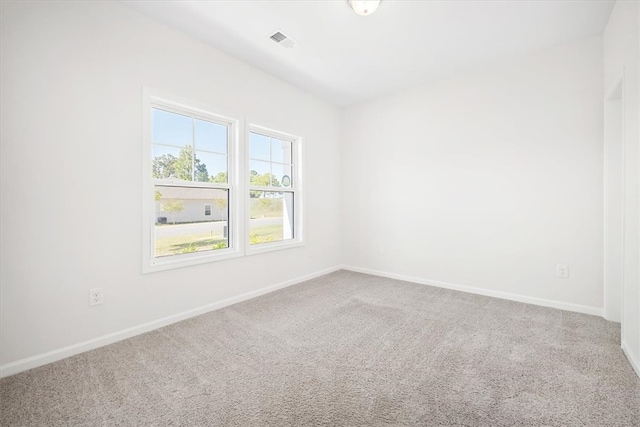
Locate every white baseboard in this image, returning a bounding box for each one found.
[0,265,341,378]
[341,265,603,317]
[622,341,640,379]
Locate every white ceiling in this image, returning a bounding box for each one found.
[124,0,615,107]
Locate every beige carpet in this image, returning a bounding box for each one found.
[1,270,639,426]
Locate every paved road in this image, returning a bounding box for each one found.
[155,217,281,238]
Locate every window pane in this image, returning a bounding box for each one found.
[250,160,271,184]
[194,119,227,154]
[271,163,292,187]
[249,191,293,245]
[271,138,292,164]
[196,151,227,183]
[154,186,229,257]
[152,108,192,147]
[249,132,270,161]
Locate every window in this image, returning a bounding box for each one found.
[143,91,303,272]
[143,94,239,272]
[248,127,302,252]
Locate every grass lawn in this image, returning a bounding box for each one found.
[155,224,287,256]
[250,224,284,245]
[155,231,227,257]
[250,198,283,219]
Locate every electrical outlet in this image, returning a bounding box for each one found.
[89,288,103,306]
[556,264,569,279]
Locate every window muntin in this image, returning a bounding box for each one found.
[248,131,293,188]
[248,130,298,246]
[150,104,233,263]
[151,108,228,183]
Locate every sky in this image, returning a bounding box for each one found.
[152,107,293,186]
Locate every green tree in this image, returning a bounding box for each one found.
[152,146,208,181]
[210,171,227,184]
[153,154,176,179]
[174,146,208,181]
[249,170,280,198]
[163,200,184,225]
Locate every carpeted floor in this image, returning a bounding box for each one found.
[1,270,639,426]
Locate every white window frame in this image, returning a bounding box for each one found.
[245,123,304,256]
[142,89,242,273]
[204,203,212,216]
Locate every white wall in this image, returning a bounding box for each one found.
[0,1,342,369]
[342,37,604,313]
[604,88,623,322]
[603,0,640,376]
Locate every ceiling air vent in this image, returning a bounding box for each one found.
[268,30,297,48]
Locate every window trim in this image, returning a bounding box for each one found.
[142,89,243,273]
[245,123,304,256]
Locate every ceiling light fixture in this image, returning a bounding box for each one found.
[348,0,381,17]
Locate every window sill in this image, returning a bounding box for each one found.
[143,247,243,274]
[245,239,305,257]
